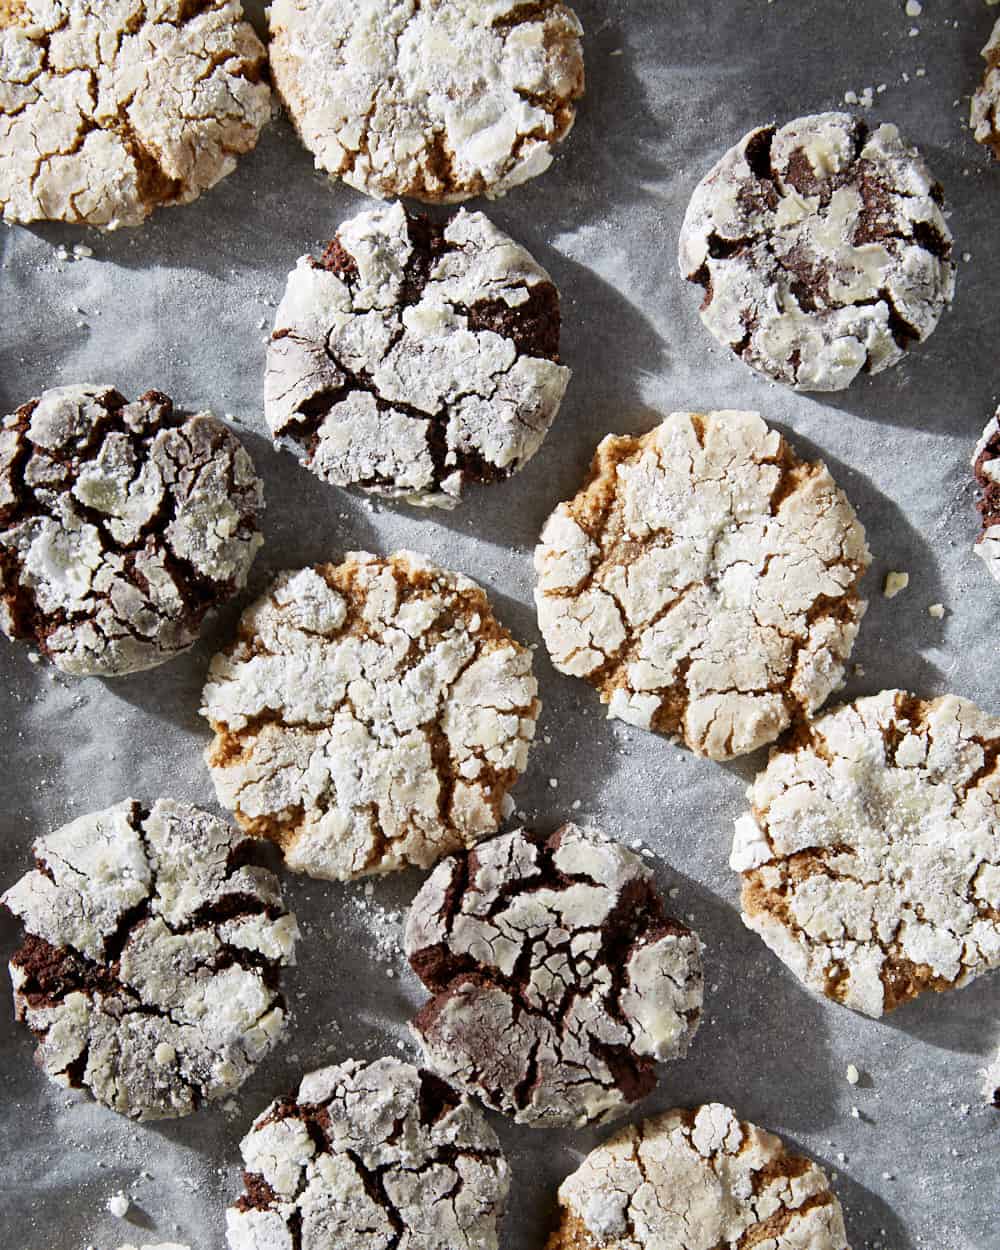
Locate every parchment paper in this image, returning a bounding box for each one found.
[1,2,998,1247]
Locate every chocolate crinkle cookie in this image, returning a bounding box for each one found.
[1,799,299,1120]
[226,1057,510,1250]
[267,0,584,203]
[0,0,270,228]
[679,112,955,391]
[406,823,703,1129]
[547,1103,850,1250]
[971,409,1000,582]
[972,19,1000,159]
[265,202,571,508]
[732,691,1000,1018]
[0,384,264,677]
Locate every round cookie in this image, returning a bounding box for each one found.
[265,202,571,508]
[267,0,584,203]
[983,1049,1000,1109]
[972,19,1000,160]
[678,112,955,391]
[1,799,298,1120]
[534,410,871,761]
[201,551,540,881]
[971,409,1000,582]
[0,1,270,228]
[731,690,1000,1018]
[0,384,264,677]
[546,1103,850,1250]
[406,823,703,1129]
[225,1057,509,1250]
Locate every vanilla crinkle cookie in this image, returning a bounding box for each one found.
[0,0,270,228]
[534,410,871,761]
[266,202,571,508]
[406,823,703,1129]
[267,0,584,203]
[546,1104,850,1250]
[679,112,955,391]
[732,691,1000,1018]
[972,18,1000,160]
[971,409,1000,582]
[983,1049,1000,1109]
[0,384,264,676]
[201,551,540,880]
[1,799,299,1120]
[226,1057,509,1250]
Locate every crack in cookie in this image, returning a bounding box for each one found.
[225,1057,509,1250]
[534,410,871,761]
[678,112,955,391]
[201,551,540,881]
[406,823,703,1129]
[265,202,571,508]
[2,798,298,1120]
[267,0,584,203]
[732,690,1000,1018]
[972,18,1000,160]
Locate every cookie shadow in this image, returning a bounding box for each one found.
[875,972,1000,1058]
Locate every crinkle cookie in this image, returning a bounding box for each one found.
[972,19,1000,160]
[0,0,270,228]
[201,551,540,881]
[266,202,571,508]
[678,112,955,391]
[732,691,1000,1018]
[0,384,264,677]
[406,823,703,1129]
[1,799,298,1120]
[972,409,1000,582]
[983,1049,1000,1109]
[546,1103,850,1250]
[226,1057,509,1250]
[534,410,871,761]
[267,0,584,203]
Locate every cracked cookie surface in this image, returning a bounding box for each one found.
[225,1056,509,1250]
[678,112,955,391]
[546,1103,850,1250]
[267,0,584,203]
[406,823,703,1129]
[0,384,264,677]
[265,202,571,509]
[201,550,540,881]
[1,798,298,1120]
[972,19,1000,160]
[0,0,270,228]
[732,691,1000,1018]
[971,409,1000,583]
[534,410,871,761]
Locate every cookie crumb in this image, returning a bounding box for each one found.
[883,571,910,598]
[108,1192,130,1219]
[905,0,922,13]
[927,603,945,618]
[845,1063,860,1085]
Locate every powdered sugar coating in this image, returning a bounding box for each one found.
[0,0,270,229]
[972,19,1000,159]
[732,691,1000,1018]
[983,1048,1000,1109]
[226,1056,509,1250]
[547,1104,850,1250]
[971,410,1000,583]
[265,202,571,508]
[1,799,298,1120]
[679,113,955,391]
[0,384,264,676]
[267,0,584,203]
[407,823,703,1129]
[202,551,540,881]
[534,410,871,761]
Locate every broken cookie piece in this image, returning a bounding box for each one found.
[201,551,540,881]
[679,112,955,391]
[547,1103,850,1250]
[972,409,1000,583]
[268,0,585,202]
[732,690,1000,1018]
[406,823,703,1129]
[0,1,270,228]
[225,1057,509,1250]
[265,202,571,508]
[972,18,1000,160]
[534,410,871,760]
[2,799,299,1120]
[0,384,264,677]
